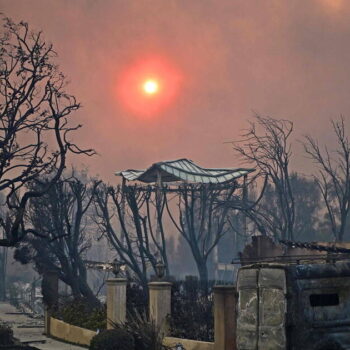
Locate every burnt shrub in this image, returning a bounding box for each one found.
[0,322,14,345]
[126,282,148,319]
[112,311,171,350]
[169,278,214,342]
[89,329,134,350]
[53,298,106,331]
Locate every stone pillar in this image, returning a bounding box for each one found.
[213,285,237,350]
[107,278,127,329]
[148,282,172,335]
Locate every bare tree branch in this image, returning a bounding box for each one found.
[231,115,295,240]
[0,17,94,246]
[303,116,350,242]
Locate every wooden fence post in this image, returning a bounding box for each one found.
[213,285,237,350]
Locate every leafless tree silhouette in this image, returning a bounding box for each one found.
[303,117,350,242]
[14,171,100,305]
[232,116,295,240]
[166,183,236,290]
[94,183,168,290]
[0,17,94,246]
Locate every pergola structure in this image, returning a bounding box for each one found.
[114,158,255,283]
[115,158,254,186]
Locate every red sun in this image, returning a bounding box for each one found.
[116,56,182,118]
[142,79,159,95]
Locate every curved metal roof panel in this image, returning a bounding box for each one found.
[115,158,254,184]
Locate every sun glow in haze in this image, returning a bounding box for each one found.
[143,79,159,95]
[116,56,182,118]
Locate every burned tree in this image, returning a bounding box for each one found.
[303,117,350,242]
[232,116,295,240]
[166,183,236,290]
[94,183,168,290]
[14,171,100,306]
[112,159,253,289]
[0,194,7,301]
[0,247,6,301]
[258,174,322,242]
[0,17,93,247]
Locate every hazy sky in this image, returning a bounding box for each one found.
[1,0,350,182]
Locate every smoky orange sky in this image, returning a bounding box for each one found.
[2,0,350,182]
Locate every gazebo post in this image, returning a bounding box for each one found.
[155,169,169,275]
[120,177,126,246]
[242,174,248,238]
[155,170,162,243]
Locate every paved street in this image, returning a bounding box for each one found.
[0,302,86,350]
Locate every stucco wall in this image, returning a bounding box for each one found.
[164,336,214,350]
[49,317,214,350]
[49,317,97,346]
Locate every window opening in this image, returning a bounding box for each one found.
[310,293,339,307]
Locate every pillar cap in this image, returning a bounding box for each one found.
[148,281,172,289]
[213,285,236,293]
[106,278,128,285]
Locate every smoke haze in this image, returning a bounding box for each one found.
[1,0,350,181]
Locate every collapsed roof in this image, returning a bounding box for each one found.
[115,158,254,184]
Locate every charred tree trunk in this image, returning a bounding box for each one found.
[196,259,209,294]
[0,248,6,301]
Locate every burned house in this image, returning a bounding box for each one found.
[236,236,350,350]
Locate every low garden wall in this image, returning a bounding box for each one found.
[48,316,215,350]
[45,281,236,350]
[164,337,214,350]
[49,317,97,346]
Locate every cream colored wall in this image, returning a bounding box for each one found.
[49,318,215,350]
[164,336,214,350]
[49,317,97,346]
